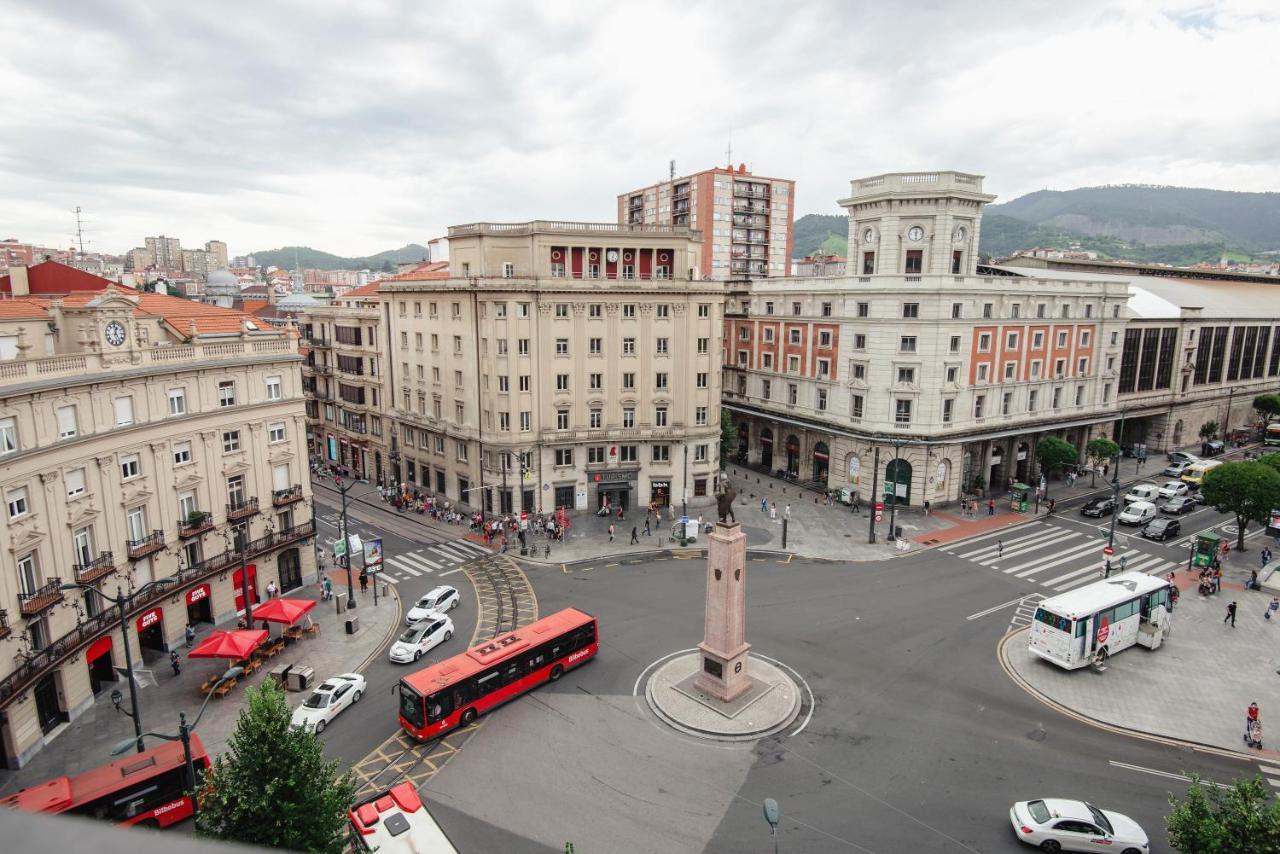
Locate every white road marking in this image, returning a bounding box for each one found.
[452,540,491,556]
[979,531,1080,566]
[381,574,399,584]
[433,544,470,561]
[966,597,1027,620]
[1007,540,1100,576]
[1108,760,1230,789]
[1260,764,1280,776]
[942,524,1044,552]
[439,567,465,576]
[963,528,1062,561]
[396,553,438,573]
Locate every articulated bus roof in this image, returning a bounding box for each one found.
[1,735,204,814]
[402,607,594,696]
[1037,572,1169,620]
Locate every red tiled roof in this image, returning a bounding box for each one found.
[343,282,383,297]
[0,260,138,296]
[386,269,450,282]
[132,293,261,335]
[0,298,49,319]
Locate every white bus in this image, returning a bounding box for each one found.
[1028,572,1172,670]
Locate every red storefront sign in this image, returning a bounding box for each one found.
[187,584,211,606]
[86,635,112,663]
[136,607,163,633]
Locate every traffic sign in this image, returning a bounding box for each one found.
[874,502,884,512]
[1102,546,1115,557]
[1097,616,1110,644]
[874,513,883,523]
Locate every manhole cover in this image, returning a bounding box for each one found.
[844,534,852,538]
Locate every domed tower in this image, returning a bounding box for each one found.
[204,269,239,309]
[838,171,996,277]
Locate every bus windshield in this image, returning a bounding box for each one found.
[1033,607,1072,634]
[398,682,424,730]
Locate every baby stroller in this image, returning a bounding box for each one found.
[1245,718,1263,749]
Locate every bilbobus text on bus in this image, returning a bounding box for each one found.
[1028,572,1172,670]
[0,734,210,828]
[349,781,458,853]
[398,606,598,740]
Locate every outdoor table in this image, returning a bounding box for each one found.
[283,625,304,642]
[214,677,237,698]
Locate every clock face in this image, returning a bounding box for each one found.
[104,320,126,347]
[907,226,925,242]
[606,250,619,262]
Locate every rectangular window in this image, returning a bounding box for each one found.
[854,334,866,350]
[623,304,636,318]
[1075,385,1084,406]
[218,381,236,407]
[173,439,192,465]
[942,398,953,422]
[265,375,282,400]
[520,411,531,432]
[982,303,993,319]
[791,302,801,316]
[697,337,708,354]
[655,372,668,389]
[622,372,635,390]
[1057,331,1068,348]
[623,337,636,355]
[1032,331,1044,349]
[65,467,85,498]
[1011,304,1021,319]
[655,337,668,354]
[695,406,708,425]
[974,395,985,418]
[652,445,670,463]
[788,328,801,345]
[8,486,29,518]
[655,407,668,427]
[902,303,919,318]
[949,335,961,353]
[1004,362,1017,380]
[857,302,869,318]
[695,444,708,462]
[269,422,286,443]
[897,367,915,384]
[978,364,989,382]
[1002,393,1012,415]
[554,448,574,467]
[816,389,828,411]
[787,384,798,405]
[587,446,605,464]
[657,305,670,319]
[622,407,635,428]
[0,417,16,455]
[1028,389,1038,411]
[1006,332,1019,349]
[456,442,468,462]
[114,396,134,426]
[556,373,570,391]
[818,331,832,348]
[57,404,78,438]
[222,429,240,453]
[862,252,875,274]
[851,394,864,419]
[555,339,568,356]
[589,373,603,390]
[946,366,958,383]
[978,333,991,352]
[120,453,140,480]
[619,445,637,463]
[762,353,774,369]
[904,250,923,274]
[894,399,912,424]
[167,388,186,417]
[761,379,771,399]
[696,372,708,388]
[900,336,917,352]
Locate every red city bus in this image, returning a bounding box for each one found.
[398,607,597,740]
[0,735,210,828]
[349,781,458,853]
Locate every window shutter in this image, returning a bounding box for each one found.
[272,464,290,491]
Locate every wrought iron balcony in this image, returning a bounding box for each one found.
[0,610,9,641]
[272,485,303,507]
[227,497,260,522]
[19,579,64,616]
[127,531,165,560]
[179,511,213,539]
[73,551,116,585]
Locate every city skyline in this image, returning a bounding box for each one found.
[4,1,1280,256]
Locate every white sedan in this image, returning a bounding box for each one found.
[405,585,460,624]
[1010,798,1148,853]
[290,673,366,734]
[388,614,454,664]
[1158,480,1189,499]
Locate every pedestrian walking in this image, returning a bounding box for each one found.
[608,523,615,542]
[1224,600,1237,627]
[1048,498,1056,515]
[322,576,333,601]
[359,569,368,593]
[761,497,768,514]
[266,580,278,599]
[785,503,791,520]
[1262,548,1272,568]
[630,527,639,544]
[1266,597,1279,621]
[987,498,996,516]
[644,519,651,536]
[169,650,181,677]
[185,623,195,647]
[770,503,777,520]
[997,540,1004,559]
[923,500,931,517]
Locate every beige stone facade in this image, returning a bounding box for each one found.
[381,221,724,515]
[0,286,315,767]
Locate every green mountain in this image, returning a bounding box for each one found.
[793,214,847,257]
[248,244,431,271]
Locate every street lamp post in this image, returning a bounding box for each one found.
[1107,411,1128,552]
[887,439,907,542]
[335,477,356,609]
[62,580,169,753]
[110,665,242,818]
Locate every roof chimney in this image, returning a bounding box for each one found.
[9,264,29,296]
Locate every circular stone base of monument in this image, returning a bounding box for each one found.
[645,652,801,742]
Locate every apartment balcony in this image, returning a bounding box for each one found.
[0,521,315,711]
[272,485,304,507]
[0,610,9,641]
[227,497,260,523]
[311,387,332,401]
[19,579,64,617]
[127,531,166,560]
[72,552,116,586]
[312,363,333,376]
[306,335,331,347]
[179,511,213,539]
[733,185,770,198]
[732,200,769,214]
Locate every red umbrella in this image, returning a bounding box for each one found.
[250,597,316,625]
[188,629,267,660]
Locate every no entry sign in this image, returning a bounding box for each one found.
[1102,546,1115,557]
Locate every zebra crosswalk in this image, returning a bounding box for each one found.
[373,539,491,584]
[1260,763,1280,790]
[941,522,1184,593]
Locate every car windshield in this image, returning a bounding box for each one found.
[416,597,436,609]
[303,692,331,709]
[1086,804,1113,834]
[398,627,424,644]
[1027,800,1051,823]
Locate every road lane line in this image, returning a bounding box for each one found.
[1108,761,1231,789]
[1259,764,1280,776]
[1010,541,1101,577]
[399,553,438,572]
[964,529,1063,561]
[942,524,1044,551]
[439,567,464,576]
[978,531,1078,566]
[966,597,1026,620]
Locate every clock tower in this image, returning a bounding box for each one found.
[838,171,996,277]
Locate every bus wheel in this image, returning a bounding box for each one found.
[549,664,564,682]
[461,708,477,726]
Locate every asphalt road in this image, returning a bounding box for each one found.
[309,482,1260,853]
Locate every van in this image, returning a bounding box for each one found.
[1122,483,1160,505]
[1118,501,1158,526]
[1181,460,1223,488]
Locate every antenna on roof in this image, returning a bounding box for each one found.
[669,159,675,180]
[71,206,88,257]
[726,139,732,169]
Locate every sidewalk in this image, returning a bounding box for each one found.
[0,581,399,796]
[1003,566,1279,760]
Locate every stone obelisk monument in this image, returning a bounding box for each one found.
[693,521,752,702]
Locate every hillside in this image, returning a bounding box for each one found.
[793,214,847,257]
[248,243,431,271]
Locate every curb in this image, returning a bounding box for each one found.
[351,583,402,674]
[995,626,1259,764]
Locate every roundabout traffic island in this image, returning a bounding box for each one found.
[644,518,801,741]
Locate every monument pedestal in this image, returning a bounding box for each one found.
[693,639,752,702]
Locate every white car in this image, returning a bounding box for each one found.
[1118,500,1157,526]
[405,585,460,625]
[388,614,454,664]
[290,673,366,734]
[1122,483,1160,504]
[1157,480,1189,499]
[1010,798,1148,852]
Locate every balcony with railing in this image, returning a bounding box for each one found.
[227,497,260,522]
[0,521,314,710]
[18,579,64,617]
[179,511,213,539]
[0,610,9,641]
[272,485,304,507]
[73,551,116,585]
[306,334,331,347]
[733,184,770,198]
[127,531,165,560]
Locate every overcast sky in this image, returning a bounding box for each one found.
[4,0,1279,258]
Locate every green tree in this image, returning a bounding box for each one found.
[1036,437,1078,481]
[719,411,736,470]
[1199,420,1220,440]
[1254,393,1280,423]
[1085,437,1120,487]
[1261,453,1280,477]
[380,259,394,273]
[195,679,356,853]
[1166,773,1280,853]
[1200,461,1280,551]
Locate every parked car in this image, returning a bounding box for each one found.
[405,585,460,624]
[1141,517,1181,541]
[1157,480,1189,499]
[290,673,366,734]
[1161,496,1197,515]
[1118,501,1158,526]
[1122,483,1160,505]
[1167,451,1199,465]
[1162,460,1192,477]
[1080,497,1116,518]
[1010,798,1149,853]
[389,615,455,664]
[1202,439,1225,456]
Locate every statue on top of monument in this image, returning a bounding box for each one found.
[715,484,737,524]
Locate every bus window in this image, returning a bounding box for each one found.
[426,691,453,724]
[452,681,475,711]
[476,669,501,697]
[502,660,524,687]
[1075,620,1086,638]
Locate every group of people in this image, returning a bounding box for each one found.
[381,485,469,525]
